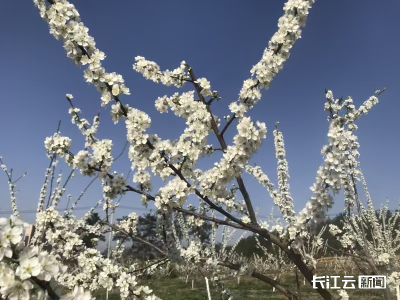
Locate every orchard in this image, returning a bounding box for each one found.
[0,0,399,299]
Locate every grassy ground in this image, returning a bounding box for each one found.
[94,272,385,300]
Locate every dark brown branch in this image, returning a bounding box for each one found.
[324,244,370,263]
[66,96,98,146]
[87,163,154,200]
[130,258,169,274]
[175,207,245,230]
[295,268,301,300]
[114,141,129,162]
[187,67,258,225]
[31,277,60,300]
[210,148,225,152]
[220,114,236,136]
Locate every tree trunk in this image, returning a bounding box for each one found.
[295,268,301,300]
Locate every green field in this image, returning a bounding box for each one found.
[94,273,385,300]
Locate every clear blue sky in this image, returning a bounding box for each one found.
[1,0,399,226]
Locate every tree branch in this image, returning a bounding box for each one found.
[187,67,258,225]
[175,207,245,230]
[31,277,60,300]
[220,114,236,136]
[209,259,298,300]
[100,220,167,256]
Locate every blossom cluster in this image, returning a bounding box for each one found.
[44,132,71,158]
[118,212,138,234]
[67,100,100,149]
[155,177,195,212]
[32,208,159,299]
[0,158,23,217]
[229,0,317,116]
[69,118,114,178]
[388,272,400,290]
[273,127,295,223]
[33,0,131,108]
[245,165,281,211]
[133,56,189,88]
[0,215,94,300]
[154,91,212,162]
[289,90,381,243]
[332,179,400,273]
[199,117,266,203]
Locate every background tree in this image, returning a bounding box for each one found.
[81,212,105,248]
[189,221,212,245]
[313,210,400,256]
[114,211,164,261]
[233,235,273,258]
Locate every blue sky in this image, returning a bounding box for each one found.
[0,0,399,228]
